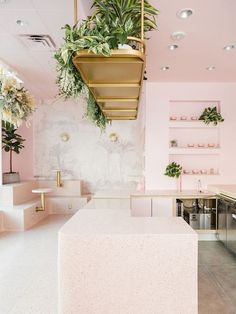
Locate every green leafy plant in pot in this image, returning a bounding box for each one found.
[164,162,183,192]
[2,121,25,184]
[199,106,224,126]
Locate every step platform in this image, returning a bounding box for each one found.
[0,181,88,231]
[0,181,38,206]
[0,199,48,231]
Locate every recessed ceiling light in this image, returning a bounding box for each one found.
[171,31,186,41]
[206,66,215,71]
[16,19,28,26]
[161,66,170,71]
[177,8,194,19]
[168,44,178,50]
[223,44,235,51]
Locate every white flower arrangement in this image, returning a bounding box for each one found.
[0,68,35,127]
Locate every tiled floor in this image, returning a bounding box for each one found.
[0,215,236,314]
[198,241,236,314]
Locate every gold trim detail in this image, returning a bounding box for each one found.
[73,49,145,120]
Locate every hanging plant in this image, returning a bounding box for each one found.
[0,70,35,127]
[54,0,158,130]
[92,0,158,37]
[85,90,108,130]
[199,106,224,126]
[165,162,183,178]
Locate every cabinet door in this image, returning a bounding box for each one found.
[130,197,152,217]
[217,199,227,243]
[152,198,173,217]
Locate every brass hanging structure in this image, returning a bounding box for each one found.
[72,0,145,121]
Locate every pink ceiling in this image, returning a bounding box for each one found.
[0,0,235,100]
[147,0,236,82]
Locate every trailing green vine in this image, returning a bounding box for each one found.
[85,91,108,130]
[54,0,158,130]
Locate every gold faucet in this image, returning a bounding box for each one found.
[56,170,63,187]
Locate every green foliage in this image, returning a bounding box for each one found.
[92,0,158,38]
[54,50,84,99]
[54,20,110,129]
[54,0,158,130]
[2,121,25,173]
[165,162,182,178]
[0,75,35,127]
[199,106,224,126]
[85,91,108,130]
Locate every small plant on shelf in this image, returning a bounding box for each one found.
[164,162,182,178]
[199,106,224,126]
[170,139,178,147]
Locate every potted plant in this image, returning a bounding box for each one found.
[54,0,158,130]
[170,139,178,147]
[165,162,183,192]
[2,121,25,184]
[199,106,224,125]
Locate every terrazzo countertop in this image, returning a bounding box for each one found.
[60,208,196,235]
[94,189,216,199]
[208,184,236,199]
[131,189,216,198]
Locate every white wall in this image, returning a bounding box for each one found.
[33,98,144,193]
[145,82,236,190]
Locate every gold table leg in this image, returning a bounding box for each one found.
[36,192,46,212]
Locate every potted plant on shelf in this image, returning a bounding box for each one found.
[2,121,25,184]
[199,106,224,125]
[165,162,183,192]
[54,0,158,130]
[170,139,178,147]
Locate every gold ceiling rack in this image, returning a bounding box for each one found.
[72,0,145,121]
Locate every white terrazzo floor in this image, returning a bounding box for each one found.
[0,215,72,314]
[0,214,236,314]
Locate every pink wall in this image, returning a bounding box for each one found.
[2,81,236,188]
[2,122,34,181]
[145,82,236,190]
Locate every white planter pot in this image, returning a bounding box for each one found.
[3,172,20,184]
[118,44,133,49]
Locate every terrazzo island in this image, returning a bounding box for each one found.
[58,202,198,314]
